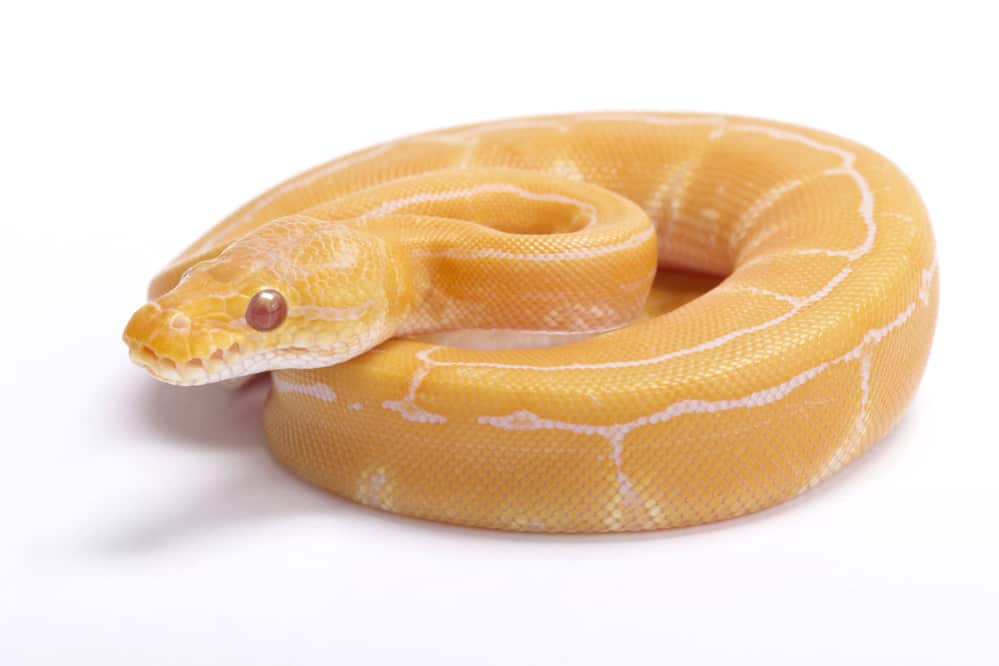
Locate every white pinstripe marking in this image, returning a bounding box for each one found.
[411,226,654,262]
[357,182,599,227]
[272,376,338,402]
[382,348,447,423]
[729,178,803,252]
[289,300,375,323]
[713,284,803,307]
[920,253,939,305]
[418,266,851,372]
[478,293,923,501]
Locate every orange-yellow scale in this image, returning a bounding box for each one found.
[124,113,938,532]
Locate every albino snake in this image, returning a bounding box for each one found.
[124,113,938,532]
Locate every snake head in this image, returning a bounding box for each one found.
[123,215,414,386]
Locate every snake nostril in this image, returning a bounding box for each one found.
[171,314,192,331]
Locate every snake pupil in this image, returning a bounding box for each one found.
[246,289,287,331]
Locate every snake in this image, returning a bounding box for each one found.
[124,112,938,532]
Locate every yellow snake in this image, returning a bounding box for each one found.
[124,112,938,532]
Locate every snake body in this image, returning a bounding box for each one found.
[125,113,938,532]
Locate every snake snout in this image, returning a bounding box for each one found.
[123,303,242,385]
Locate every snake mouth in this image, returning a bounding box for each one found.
[124,334,335,386]
[124,337,248,386]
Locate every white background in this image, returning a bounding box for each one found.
[2,2,996,664]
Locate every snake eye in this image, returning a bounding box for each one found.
[246,289,287,331]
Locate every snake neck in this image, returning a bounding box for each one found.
[364,216,654,342]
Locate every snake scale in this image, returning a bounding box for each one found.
[124,112,938,532]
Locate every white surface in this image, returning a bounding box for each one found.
[2,2,996,664]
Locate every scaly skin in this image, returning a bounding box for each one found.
[125,113,938,532]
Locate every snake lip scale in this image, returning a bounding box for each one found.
[125,112,938,533]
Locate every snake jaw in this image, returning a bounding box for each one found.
[122,302,249,386]
[123,332,249,386]
[124,334,366,386]
[124,342,242,386]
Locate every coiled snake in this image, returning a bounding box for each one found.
[124,113,938,532]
